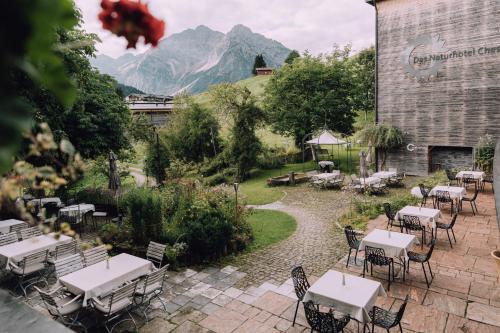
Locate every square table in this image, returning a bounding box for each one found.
[59,204,95,222]
[358,177,381,186]
[372,171,396,180]
[358,229,417,261]
[395,206,442,230]
[455,171,485,180]
[429,185,466,200]
[303,270,386,323]
[0,219,26,234]
[29,197,63,207]
[0,233,72,268]
[60,253,153,306]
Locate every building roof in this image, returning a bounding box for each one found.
[306,130,347,145]
[255,67,273,71]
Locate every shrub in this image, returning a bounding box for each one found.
[98,223,133,254]
[120,187,163,246]
[257,147,285,170]
[420,170,447,188]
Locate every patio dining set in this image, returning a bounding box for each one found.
[0,229,170,333]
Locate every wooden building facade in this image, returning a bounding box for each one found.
[368,0,500,175]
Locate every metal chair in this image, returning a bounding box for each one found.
[344,226,362,268]
[35,285,86,332]
[383,203,403,232]
[461,189,479,215]
[59,214,83,236]
[9,222,28,240]
[82,245,108,267]
[54,253,85,279]
[363,246,396,291]
[407,239,435,288]
[42,202,61,222]
[435,190,455,216]
[49,240,79,264]
[445,169,458,185]
[303,300,350,333]
[402,215,426,249]
[91,281,139,333]
[134,265,169,322]
[435,213,458,248]
[19,226,43,240]
[290,266,310,326]
[146,241,167,268]
[461,174,478,190]
[369,295,409,333]
[481,174,494,193]
[9,249,49,297]
[0,232,18,246]
[418,184,431,207]
[370,179,389,195]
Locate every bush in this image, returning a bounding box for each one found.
[120,188,163,246]
[98,223,133,254]
[420,170,447,188]
[256,147,285,170]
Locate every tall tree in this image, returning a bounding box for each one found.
[349,47,375,121]
[284,50,300,65]
[263,47,355,146]
[252,54,267,75]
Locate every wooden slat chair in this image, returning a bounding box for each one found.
[20,226,43,240]
[35,285,86,332]
[134,264,169,322]
[9,249,49,297]
[49,240,79,264]
[92,281,139,333]
[0,232,18,246]
[82,245,108,267]
[146,241,167,268]
[54,253,85,279]
[9,222,28,240]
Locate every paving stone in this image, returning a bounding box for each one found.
[259,281,280,292]
[192,295,212,306]
[182,269,198,278]
[223,287,244,298]
[399,302,448,333]
[212,294,234,307]
[169,307,207,325]
[245,286,267,297]
[253,291,295,316]
[199,308,248,333]
[275,318,293,332]
[201,288,223,300]
[285,325,307,333]
[189,282,211,295]
[242,306,261,319]
[182,301,204,311]
[139,317,177,333]
[237,293,258,305]
[172,294,192,307]
[171,320,210,333]
[466,302,500,328]
[263,314,281,328]
[220,265,238,274]
[201,267,220,275]
[253,310,273,323]
[225,299,251,314]
[423,291,467,317]
[233,318,279,333]
[445,313,500,333]
[192,272,211,281]
[200,302,222,315]
[163,301,181,314]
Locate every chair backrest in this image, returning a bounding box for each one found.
[418,184,428,197]
[146,241,167,268]
[291,266,310,300]
[344,226,359,249]
[82,245,107,267]
[0,232,18,246]
[470,188,479,201]
[103,281,138,316]
[35,286,62,316]
[383,203,394,219]
[20,227,42,240]
[42,202,60,218]
[395,295,410,324]
[402,215,422,230]
[9,222,28,238]
[19,249,49,274]
[425,239,436,262]
[54,253,84,278]
[435,190,451,201]
[53,240,78,261]
[445,169,455,181]
[59,214,79,225]
[365,246,388,265]
[138,264,169,295]
[303,301,345,333]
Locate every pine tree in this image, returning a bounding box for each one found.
[252,54,267,75]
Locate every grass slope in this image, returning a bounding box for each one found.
[246,209,297,251]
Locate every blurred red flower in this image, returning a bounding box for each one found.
[98,0,165,49]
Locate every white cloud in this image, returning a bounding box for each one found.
[76,0,375,58]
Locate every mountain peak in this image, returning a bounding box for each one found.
[228,24,253,35]
[195,25,213,32]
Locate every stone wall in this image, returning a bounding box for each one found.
[430,146,473,171]
[375,0,500,175]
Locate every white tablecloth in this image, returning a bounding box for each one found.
[358,177,381,186]
[59,204,95,221]
[0,233,72,268]
[29,197,63,207]
[429,186,466,200]
[358,229,417,260]
[372,171,396,180]
[455,171,485,180]
[312,171,340,181]
[303,270,386,323]
[60,253,153,306]
[395,206,442,229]
[318,161,334,168]
[0,219,26,234]
[410,187,423,198]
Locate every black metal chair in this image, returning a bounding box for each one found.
[481,174,494,193]
[461,174,478,190]
[369,295,409,333]
[363,246,396,291]
[445,169,458,186]
[418,184,431,207]
[344,226,361,268]
[402,215,426,249]
[303,300,350,333]
[407,239,435,288]
[383,203,403,232]
[461,189,479,216]
[291,266,310,326]
[435,190,455,216]
[435,213,458,248]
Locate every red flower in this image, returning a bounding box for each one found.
[98,0,165,49]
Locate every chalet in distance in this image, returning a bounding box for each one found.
[126,94,174,126]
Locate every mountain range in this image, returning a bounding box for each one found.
[91,24,290,95]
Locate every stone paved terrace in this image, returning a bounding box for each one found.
[12,185,499,332]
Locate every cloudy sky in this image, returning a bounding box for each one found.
[75,0,375,58]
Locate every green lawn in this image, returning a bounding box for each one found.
[246,209,297,251]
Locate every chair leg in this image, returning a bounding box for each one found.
[362,260,367,278]
[370,262,373,276]
[451,228,456,243]
[354,249,359,266]
[387,265,391,291]
[399,322,403,332]
[427,261,434,278]
[292,300,300,326]
[422,262,430,288]
[446,229,453,248]
[346,248,352,268]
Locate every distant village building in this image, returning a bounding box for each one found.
[255,67,273,76]
[126,94,174,126]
